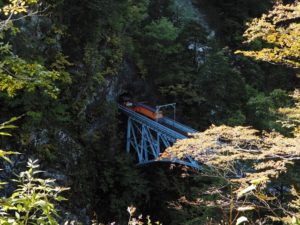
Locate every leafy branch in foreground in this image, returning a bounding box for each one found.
[0,117,20,164]
[236,2,300,68]
[0,159,69,225]
[162,125,300,224]
[0,119,69,225]
[0,0,39,31]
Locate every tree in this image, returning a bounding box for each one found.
[237,1,300,136]
[0,0,71,98]
[142,17,180,76]
[133,16,186,90]
[162,125,300,224]
[236,1,300,68]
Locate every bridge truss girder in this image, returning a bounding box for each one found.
[126,117,201,170]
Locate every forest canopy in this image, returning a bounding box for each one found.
[0,0,299,224]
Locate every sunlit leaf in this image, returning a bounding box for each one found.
[237,185,256,198]
[236,216,248,225]
[237,206,255,211]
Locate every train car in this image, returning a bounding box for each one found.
[132,103,163,120]
[123,102,163,120]
[119,93,163,120]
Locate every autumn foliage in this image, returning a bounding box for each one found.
[236,2,300,68]
[162,125,300,223]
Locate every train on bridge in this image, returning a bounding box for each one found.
[120,94,163,120]
[119,94,197,137]
[118,93,200,169]
[118,98,200,169]
[123,102,163,120]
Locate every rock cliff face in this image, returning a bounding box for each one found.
[172,0,214,37]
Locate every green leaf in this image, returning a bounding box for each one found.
[17,204,22,212]
[33,200,47,208]
[0,132,12,136]
[55,196,67,202]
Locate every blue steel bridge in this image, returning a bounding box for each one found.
[118,104,201,170]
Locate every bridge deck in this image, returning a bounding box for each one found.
[159,117,197,137]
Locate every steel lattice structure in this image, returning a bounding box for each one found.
[119,105,201,170]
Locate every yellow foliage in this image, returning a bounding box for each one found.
[1,0,37,16]
[162,125,300,190]
[162,125,300,223]
[236,2,300,68]
[279,89,300,137]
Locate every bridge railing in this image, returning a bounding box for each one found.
[159,117,197,134]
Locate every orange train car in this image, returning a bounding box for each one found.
[124,101,163,120]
